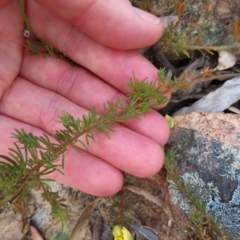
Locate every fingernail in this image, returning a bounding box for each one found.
[134,7,160,24]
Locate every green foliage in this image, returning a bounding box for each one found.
[0,129,68,224]
[157,0,240,60]
[159,22,193,58]
[0,70,170,226]
[157,0,202,59]
[24,35,74,63]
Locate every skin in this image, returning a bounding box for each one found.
[0,0,170,196]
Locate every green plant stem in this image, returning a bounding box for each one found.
[17,0,75,63]
[17,0,36,36]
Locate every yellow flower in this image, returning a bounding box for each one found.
[112,225,133,240]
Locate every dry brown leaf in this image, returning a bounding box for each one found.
[70,199,99,240]
[174,76,240,115]
[214,50,237,71]
[124,185,172,237]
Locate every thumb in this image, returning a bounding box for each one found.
[34,0,163,50]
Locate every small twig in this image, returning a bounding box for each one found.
[92,215,103,240]
[153,46,177,75]
[180,56,205,75]
[188,43,240,51]
[191,72,240,84]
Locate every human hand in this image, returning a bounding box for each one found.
[0,0,169,196]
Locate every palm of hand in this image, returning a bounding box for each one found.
[0,0,169,196]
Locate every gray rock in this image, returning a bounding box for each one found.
[167,112,240,239]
